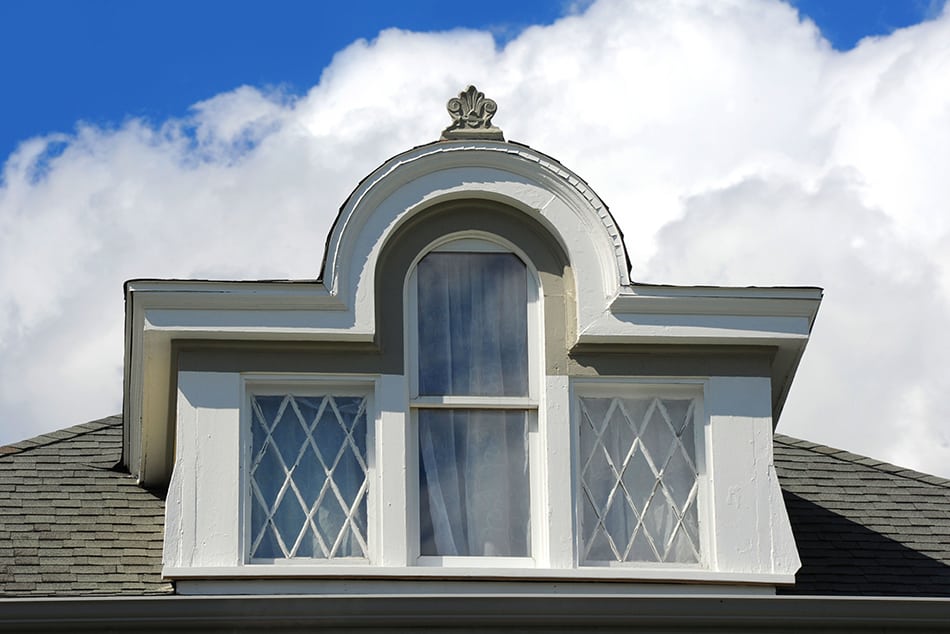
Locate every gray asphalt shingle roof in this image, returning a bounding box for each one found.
[775,434,950,596]
[0,416,172,597]
[0,418,948,597]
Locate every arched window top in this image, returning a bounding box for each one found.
[406,233,542,402]
[415,247,529,398]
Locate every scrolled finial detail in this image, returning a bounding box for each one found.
[441,85,505,141]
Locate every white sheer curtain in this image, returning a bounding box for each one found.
[417,252,528,396]
[418,410,529,556]
[416,252,531,556]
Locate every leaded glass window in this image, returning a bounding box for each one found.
[578,394,700,564]
[249,393,368,560]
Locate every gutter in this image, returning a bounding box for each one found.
[2,595,949,631]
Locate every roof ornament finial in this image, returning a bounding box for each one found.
[440,85,505,141]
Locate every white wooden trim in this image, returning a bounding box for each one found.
[376,374,410,567]
[703,376,800,576]
[321,142,630,318]
[416,556,535,568]
[542,375,572,569]
[124,280,819,485]
[163,565,795,586]
[409,396,537,409]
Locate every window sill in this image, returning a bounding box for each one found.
[163,565,794,586]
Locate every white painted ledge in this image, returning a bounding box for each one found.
[163,565,794,586]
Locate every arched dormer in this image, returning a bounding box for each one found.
[124,86,821,594]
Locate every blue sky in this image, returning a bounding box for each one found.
[1,0,950,478]
[0,0,942,163]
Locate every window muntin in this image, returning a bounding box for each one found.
[576,391,702,565]
[248,392,369,561]
[411,243,536,560]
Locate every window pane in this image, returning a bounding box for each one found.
[249,394,368,560]
[419,409,530,556]
[417,252,528,397]
[578,395,699,564]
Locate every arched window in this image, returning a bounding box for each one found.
[408,237,540,560]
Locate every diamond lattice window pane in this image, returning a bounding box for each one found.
[663,446,696,510]
[642,492,675,556]
[628,526,656,561]
[622,447,656,514]
[638,402,676,472]
[682,497,701,549]
[249,394,369,560]
[579,395,700,564]
[603,489,637,559]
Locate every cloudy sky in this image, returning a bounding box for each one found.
[2,0,949,478]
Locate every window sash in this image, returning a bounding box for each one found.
[411,396,536,409]
[408,240,542,565]
[416,251,529,398]
[406,238,541,404]
[418,409,532,558]
[244,383,375,564]
[573,383,706,567]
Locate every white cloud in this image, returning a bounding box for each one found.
[1,0,949,476]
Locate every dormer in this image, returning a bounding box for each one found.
[122,87,820,593]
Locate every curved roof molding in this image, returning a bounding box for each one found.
[322,140,632,333]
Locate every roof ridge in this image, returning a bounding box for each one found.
[0,414,122,458]
[774,433,950,489]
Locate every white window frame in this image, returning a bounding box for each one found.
[405,234,545,568]
[570,379,710,570]
[241,374,379,566]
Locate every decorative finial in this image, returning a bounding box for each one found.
[440,85,505,141]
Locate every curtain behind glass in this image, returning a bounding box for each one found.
[415,251,531,557]
[419,409,530,556]
[417,252,528,397]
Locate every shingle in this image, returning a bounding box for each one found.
[0,416,172,597]
[774,433,950,597]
